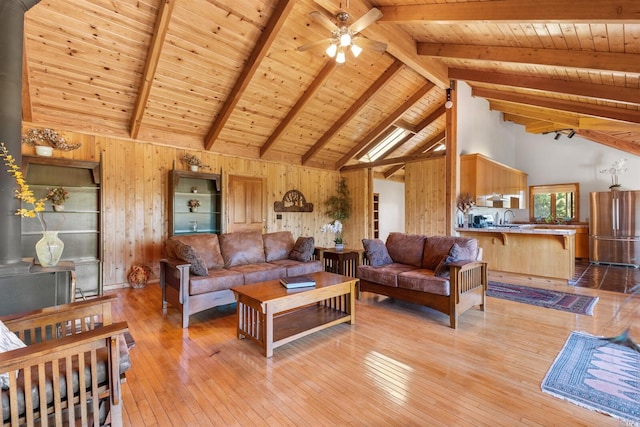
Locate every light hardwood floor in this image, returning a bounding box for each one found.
[113,281,638,426]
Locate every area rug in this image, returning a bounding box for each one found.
[541,331,640,424]
[487,281,598,315]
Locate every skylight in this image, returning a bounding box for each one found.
[359,127,408,162]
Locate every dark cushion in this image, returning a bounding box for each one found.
[269,259,323,276]
[397,270,450,296]
[169,234,224,270]
[385,233,427,267]
[434,241,479,278]
[289,237,315,262]
[263,231,294,262]
[422,236,460,271]
[362,238,393,266]
[357,263,417,288]
[219,231,266,268]
[189,269,244,295]
[171,240,208,276]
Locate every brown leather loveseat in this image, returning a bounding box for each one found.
[357,232,487,328]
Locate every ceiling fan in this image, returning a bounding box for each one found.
[297,7,388,64]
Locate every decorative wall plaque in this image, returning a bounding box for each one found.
[274,189,313,212]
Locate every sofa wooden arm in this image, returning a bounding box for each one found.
[0,322,129,427]
[159,258,191,306]
[448,260,488,302]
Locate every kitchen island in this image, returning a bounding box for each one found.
[456,226,576,282]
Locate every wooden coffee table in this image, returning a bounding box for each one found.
[231,271,357,357]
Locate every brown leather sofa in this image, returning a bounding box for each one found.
[160,231,322,328]
[357,232,487,328]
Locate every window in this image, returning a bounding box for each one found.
[529,183,579,223]
[359,126,409,162]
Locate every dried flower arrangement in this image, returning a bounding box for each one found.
[182,153,210,169]
[22,128,81,151]
[127,263,152,288]
[45,187,69,206]
[456,192,476,214]
[188,199,201,208]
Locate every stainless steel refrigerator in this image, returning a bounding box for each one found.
[589,190,640,267]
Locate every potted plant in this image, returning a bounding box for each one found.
[46,187,69,211]
[323,177,351,248]
[188,199,201,212]
[182,153,210,172]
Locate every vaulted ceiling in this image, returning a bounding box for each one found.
[22,0,640,179]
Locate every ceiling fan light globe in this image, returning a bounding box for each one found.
[340,33,351,47]
[336,50,346,64]
[445,100,454,109]
[326,43,337,58]
[350,44,362,57]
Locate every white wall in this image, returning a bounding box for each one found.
[373,178,405,241]
[456,81,640,223]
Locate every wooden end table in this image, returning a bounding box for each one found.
[317,247,362,277]
[231,271,357,358]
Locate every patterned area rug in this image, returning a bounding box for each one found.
[542,331,640,423]
[487,281,598,315]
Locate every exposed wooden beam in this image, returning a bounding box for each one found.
[205,0,295,150]
[418,43,640,75]
[312,0,448,87]
[21,34,33,123]
[414,104,447,130]
[334,81,434,169]
[449,68,640,106]
[302,59,404,165]
[476,88,640,124]
[340,150,445,172]
[130,0,175,139]
[576,130,640,156]
[260,60,336,158]
[379,1,640,23]
[489,100,582,128]
[525,120,568,134]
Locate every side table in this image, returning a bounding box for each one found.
[316,247,362,277]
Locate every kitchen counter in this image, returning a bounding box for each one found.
[458,226,576,236]
[457,226,576,282]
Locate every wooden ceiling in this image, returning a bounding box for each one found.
[22,0,640,179]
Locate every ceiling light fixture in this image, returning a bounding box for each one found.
[554,132,561,140]
[567,130,576,138]
[298,8,387,65]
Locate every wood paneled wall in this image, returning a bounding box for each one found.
[20,127,341,289]
[404,158,447,236]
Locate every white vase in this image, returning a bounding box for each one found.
[335,243,344,251]
[35,146,53,156]
[190,165,198,172]
[35,230,64,267]
[53,204,64,212]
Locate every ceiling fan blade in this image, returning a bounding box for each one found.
[354,37,387,53]
[349,8,383,34]
[297,38,333,52]
[309,11,338,32]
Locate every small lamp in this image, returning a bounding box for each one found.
[445,88,453,109]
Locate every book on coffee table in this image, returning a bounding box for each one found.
[280,275,316,289]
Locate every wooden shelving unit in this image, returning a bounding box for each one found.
[168,169,222,236]
[21,155,102,297]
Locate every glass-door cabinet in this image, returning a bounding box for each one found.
[168,169,222,236]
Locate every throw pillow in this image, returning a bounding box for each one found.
[434,242,478,278]
[0,320,26,389]
[172,240,208,276]
[289,237,315,262]
[362,238,393,266]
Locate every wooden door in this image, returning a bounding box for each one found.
[227,175,265,233]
